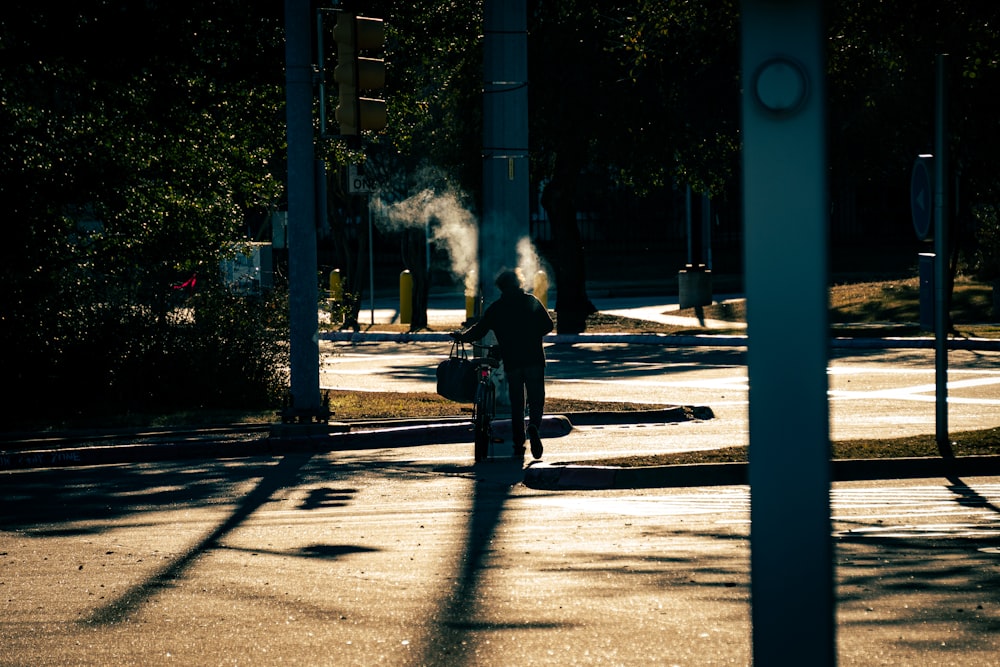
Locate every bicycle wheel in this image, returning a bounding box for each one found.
[473,380,494,462]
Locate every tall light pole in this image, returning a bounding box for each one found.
[933,54,952,457]
[284,0,321,419]
[481,0,528,303]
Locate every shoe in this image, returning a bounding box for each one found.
[512,445,526,460]
[528,425,543,459]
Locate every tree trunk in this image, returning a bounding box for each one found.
[328,188,365,332]
[993,278,1000,322]
[342,224,365,332]
[541,147,595,334]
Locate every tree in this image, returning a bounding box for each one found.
[827,1,1000,312]
[0,1,289,420]
[339,1,743,333]
[318,0,483,331]
[528,0,740,332]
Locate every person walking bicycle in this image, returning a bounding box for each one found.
[451,269,553,459]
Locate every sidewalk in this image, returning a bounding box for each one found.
[343,285,745,328]
[326,288,1000,351]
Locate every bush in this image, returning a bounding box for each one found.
[972,204,1000,320]
[2,279,289,427]
[973,204,1000,282]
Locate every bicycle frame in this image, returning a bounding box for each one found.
[471,345,500,462]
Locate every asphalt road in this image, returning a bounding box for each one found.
[3,305,1000,665]
[2,449,999,666]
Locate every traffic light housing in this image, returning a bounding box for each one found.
[333,13,386,136]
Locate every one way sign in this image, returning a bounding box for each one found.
[348,164,377,194]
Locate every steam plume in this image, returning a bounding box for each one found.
[516,236,544,291]
[371,187,479,296]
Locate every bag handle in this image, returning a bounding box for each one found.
[450,339,468,359]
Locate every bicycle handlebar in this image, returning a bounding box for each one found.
[471,356,500,369]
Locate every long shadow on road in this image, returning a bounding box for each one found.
[416,457,547,666]
[81,452,316,625]
[2,445,542,663]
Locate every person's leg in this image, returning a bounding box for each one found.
[524,365,545,458]
[524,365,546,429]
[505,366,526,449]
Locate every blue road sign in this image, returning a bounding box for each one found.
[911,154,934,241]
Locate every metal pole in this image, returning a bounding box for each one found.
[742,1,834,664]
[285,0,321,417]
[701,193,712,268]
[933,54,952,456]
[482,0,528,299]
[368,196,375,325]
[316,9,326,137]
[685,185,693,264]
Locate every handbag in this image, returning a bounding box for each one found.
[436,341,478,403]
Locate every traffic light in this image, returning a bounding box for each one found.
[333,12,386,136]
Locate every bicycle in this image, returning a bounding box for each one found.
[470,344,501,462]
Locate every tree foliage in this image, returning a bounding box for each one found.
[827,1,1000,298]
[336,0,1000,330]
[312,0,485,331]
[0,1,289,422]
[526,0,739,331]
[5,0,1000,424]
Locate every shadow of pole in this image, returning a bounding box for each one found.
[418,457,525,666]
[81,452,314,626]
[946,475,1000,516]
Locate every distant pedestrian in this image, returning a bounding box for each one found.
[452,269,554,459]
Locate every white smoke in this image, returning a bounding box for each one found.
[371,185,479,296]
[369,173,550,302]
[516,236,542,290]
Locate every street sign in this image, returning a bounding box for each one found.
[348,164,376,194]
[910,154,934,241]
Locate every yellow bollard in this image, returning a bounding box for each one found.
[329,268,344,326]
[329,268,343,302]
[533,270,549,309]
[399,270,413,325]
[465,269,477,320]
[465,293,476,321]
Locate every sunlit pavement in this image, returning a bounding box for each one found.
[3,346,1000,664]
[2,443,999,666]
[3,292,1000,663]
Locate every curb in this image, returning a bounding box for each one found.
[522,455,1000,490]
[0,415,577,472]
[0,410,691,473]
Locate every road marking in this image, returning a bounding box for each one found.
[829,374,1000,404]
[320,351,1000,412]
[555,377,749,391]
[527,489,750,518]
[838,524,1000,539]
[525,484,1000,541]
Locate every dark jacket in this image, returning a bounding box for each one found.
[458,288,553,370]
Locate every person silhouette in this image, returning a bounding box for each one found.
[452,270,553,459]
